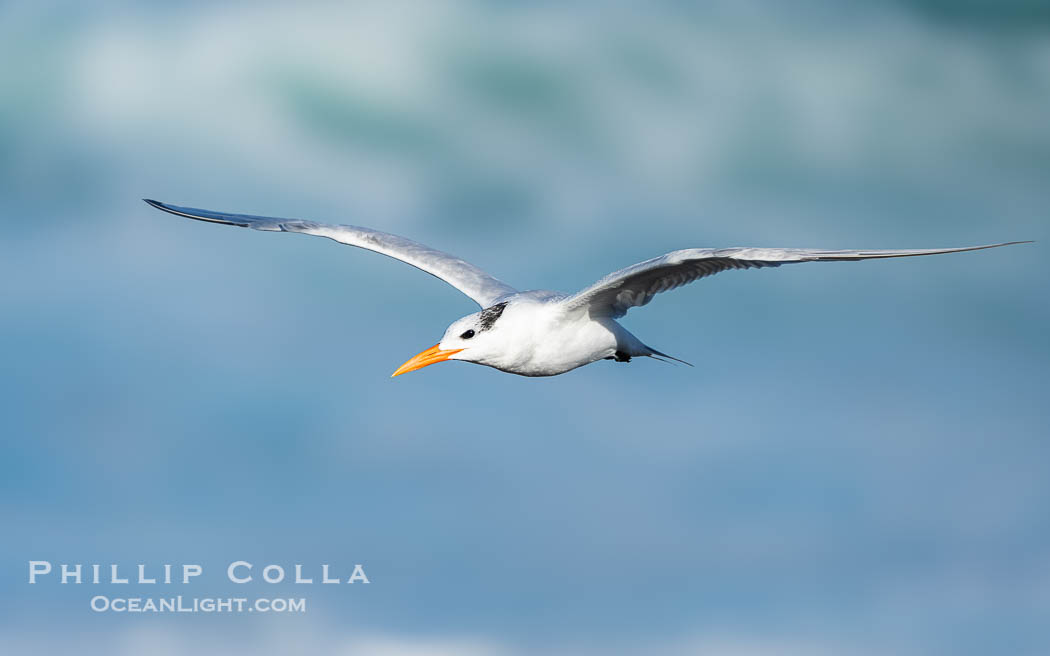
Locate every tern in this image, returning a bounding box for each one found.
[144,199,1026,378]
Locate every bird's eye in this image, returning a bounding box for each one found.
[460,329,475,339]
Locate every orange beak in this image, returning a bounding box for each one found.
[391,344,464,377]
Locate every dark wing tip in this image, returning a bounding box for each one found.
[141,198,254,227]
[987,240,1034,248]
[143,198,179,215]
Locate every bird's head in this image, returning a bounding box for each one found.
[391,302,509,377]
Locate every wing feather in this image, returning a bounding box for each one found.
[563,243,1029,318]
[144,199,518,307]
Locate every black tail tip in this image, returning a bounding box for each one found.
[647,347,694,367]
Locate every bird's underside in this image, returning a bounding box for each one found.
[144,199,1029,377]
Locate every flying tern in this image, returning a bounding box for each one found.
[144,199,1026,378]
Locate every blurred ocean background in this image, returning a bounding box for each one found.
[2,1,1048,654]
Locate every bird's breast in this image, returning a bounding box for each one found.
[491,309,621,376]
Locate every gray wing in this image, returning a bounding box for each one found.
[563,243,1029,318]
[144,199,518,308]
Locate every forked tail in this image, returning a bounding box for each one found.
[645,345,693,367]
